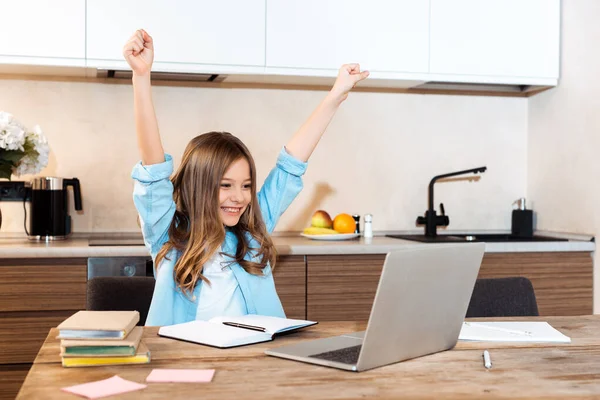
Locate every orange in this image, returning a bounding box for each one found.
[333,213,356,234]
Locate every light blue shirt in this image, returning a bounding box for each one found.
[131,147,307,326]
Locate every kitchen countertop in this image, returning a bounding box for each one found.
[0,231,594,258]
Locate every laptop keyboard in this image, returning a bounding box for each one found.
[310,345,362,365]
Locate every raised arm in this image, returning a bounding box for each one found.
[123,29,165,165]
[285,64,369,162]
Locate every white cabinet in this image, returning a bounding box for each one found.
[0,0,85,66]
[265,0,429,75]
[86,0,266,73]
[429,0,560,83]
[0,0,561,93]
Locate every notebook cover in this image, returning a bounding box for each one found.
[61,342,150,368]
[57,311,139,339]
[60,327,143,357]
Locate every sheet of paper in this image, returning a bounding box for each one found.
[61,375,147,399]
[146,369,215,383]
[459,321,571,343]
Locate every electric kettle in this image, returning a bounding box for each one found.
[28,177,82,240]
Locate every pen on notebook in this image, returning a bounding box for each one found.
[222,322,266,332]
[483,350,492,369]
[465,322,533,336]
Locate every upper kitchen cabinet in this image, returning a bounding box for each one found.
[429,0,560,85]
[265,0,429,83]
[86,0,265,73]
[0,0,85,67]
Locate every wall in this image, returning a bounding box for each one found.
[529,0,600,311]
[0,78,527,234]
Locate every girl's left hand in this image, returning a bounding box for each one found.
[331,64,370,101]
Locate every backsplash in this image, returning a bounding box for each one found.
[0,78,527,233]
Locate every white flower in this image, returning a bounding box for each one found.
[14,124,50,176]
[0,112,50,178]
[0,112,26,152]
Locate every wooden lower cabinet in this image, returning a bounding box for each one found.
[307,254,386,321]
[273,255,306,319]
[479,252,593,316]
[0,364,30,400]
[0,259,87,400]
[307,252,594,321]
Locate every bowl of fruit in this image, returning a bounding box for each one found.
[301,210,360,241]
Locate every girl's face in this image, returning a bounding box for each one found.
[219,157,252,227]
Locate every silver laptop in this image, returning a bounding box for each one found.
[266,243,485,372]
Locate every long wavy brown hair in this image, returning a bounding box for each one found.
[155,131,277,295]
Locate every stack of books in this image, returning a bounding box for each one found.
[57,310,151,368]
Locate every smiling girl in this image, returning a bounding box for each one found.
[124,29,368,326]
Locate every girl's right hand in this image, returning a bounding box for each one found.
[123,29,154,76]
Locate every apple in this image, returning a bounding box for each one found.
[311,210,333,229]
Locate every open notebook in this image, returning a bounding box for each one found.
[459,321,571,343]
[158,315,317,348]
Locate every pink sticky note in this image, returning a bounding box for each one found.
[61,375,147,399]
[146,369,215,383]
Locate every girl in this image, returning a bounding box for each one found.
[124,29,368,326]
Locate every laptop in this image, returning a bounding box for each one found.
[265,243,485,372]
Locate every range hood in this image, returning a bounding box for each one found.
[413,81,542,93]
[93,68,549,96]
[97,69,226,83]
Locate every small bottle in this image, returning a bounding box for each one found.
[363,214,373,238]
[352,214,360,234]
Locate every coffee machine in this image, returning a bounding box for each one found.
[28,177,82,240]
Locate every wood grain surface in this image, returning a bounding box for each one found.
[17,316,600,399]
[0,364,30,400]
[273,255,306,319]
[479,252,593,316]
[307,254,386,321]
[0,311,77,364]
[307,252,593,320]
[0,259,87,312]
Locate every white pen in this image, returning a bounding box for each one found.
[483,350,492,369]
[465,322,533,336]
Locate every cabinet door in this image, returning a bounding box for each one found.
[430,0,560,79]
[307,255,385,321]
[0,0,85,66]
[86,0,265,71]
[0,259,87,312]
[479,252,592,316]
[266,0,429,74]
[273,256,306,320]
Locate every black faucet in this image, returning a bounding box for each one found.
[416,166,487,237]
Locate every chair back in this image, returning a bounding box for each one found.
[466,277,539,317]
[86,277,155,325]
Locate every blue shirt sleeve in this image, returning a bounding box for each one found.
[131,154,176,255]
[257,147,308,233]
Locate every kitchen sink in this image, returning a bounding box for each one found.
[387,234,569,243]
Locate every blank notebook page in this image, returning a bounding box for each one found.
[159,320,268,347]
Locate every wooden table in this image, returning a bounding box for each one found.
[17,316,600,399]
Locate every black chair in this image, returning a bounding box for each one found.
[86,277,155,326]
[466,277,539,318]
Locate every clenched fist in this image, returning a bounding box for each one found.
[123,29,154,76]
[331,64,370,101]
